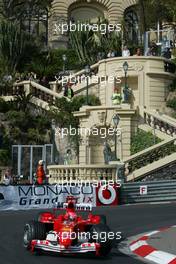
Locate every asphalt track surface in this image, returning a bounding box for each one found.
[1,203,176,264]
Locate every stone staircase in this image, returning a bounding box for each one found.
[1,64,100,163]
[124,107,176,181]
[1,61,176,182]
[1,62,99,110]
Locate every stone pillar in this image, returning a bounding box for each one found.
[120,116,132,159]
[98,61,107,105]
[48,1,68,48]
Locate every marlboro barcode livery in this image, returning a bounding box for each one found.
[23,196,113,257]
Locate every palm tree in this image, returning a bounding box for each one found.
[69,29,92,64]
[14,90,34,113]
[0,20,28,74]
[69,19,122,64]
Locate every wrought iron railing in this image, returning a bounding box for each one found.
[124,137,176,176]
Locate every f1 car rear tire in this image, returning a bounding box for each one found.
[23,221,46,250]
[89,223,113,256]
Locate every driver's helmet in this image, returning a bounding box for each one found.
[66,196,76,211]
[67,201,75,210]
[67,211,77,221]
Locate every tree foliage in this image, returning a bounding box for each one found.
[0,0,51,22]
[28,48,80,80]
[69,19,122,64]
[49,95,101,154]
[0,94,101,162]
[137,0,176,33]
[0,20,39,75]
[0,97,51,146]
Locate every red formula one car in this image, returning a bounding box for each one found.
[23,196,113,257]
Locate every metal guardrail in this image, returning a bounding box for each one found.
[120,180,176,204]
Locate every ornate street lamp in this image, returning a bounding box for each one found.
[113,114,120,160]
[62,54,67,73]
[123,61,129,89]
[51,119,56,164]
[85,65,91,105]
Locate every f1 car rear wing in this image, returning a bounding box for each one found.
[56,202,92,211]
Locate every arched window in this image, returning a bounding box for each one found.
[68,2,107,23]
[124,9,139,45]
[22,8,48,45]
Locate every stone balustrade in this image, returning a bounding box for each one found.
[30,82,54,104]
[1,62,99,106]
[143,109,176,137]
[1,81,63,108]
[49,62,99,95]
[0,82,24,96]
[47,164,117,184]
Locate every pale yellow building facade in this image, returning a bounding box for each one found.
[48,0,137,48]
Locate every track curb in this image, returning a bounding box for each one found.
[129,226,176,264]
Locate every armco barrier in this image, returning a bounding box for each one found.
[120,180,176,204]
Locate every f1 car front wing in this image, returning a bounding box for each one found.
[31,240,100,255]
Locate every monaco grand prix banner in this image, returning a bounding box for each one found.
[0,184,119,211]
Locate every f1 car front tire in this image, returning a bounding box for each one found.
[89,223,113,256]
[23,221,46,250]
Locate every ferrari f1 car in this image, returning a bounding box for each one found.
[23,196,113,256]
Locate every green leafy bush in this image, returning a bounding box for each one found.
[71,95,101,111]
[49,95,101,154]
[0,98,11,113]
[131,129,162,155]
[0,149,10,166]
[27,48,81,80]
[168,79,176,92]
[166,98,176,110]
[5,111,27,127]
